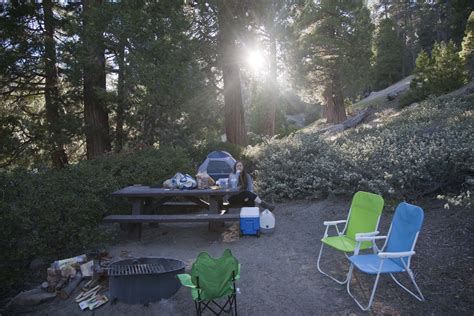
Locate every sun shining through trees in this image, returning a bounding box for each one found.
[245,49,266,75]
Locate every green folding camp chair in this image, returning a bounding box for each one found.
[317,191,384,284]
[177,249,240,316]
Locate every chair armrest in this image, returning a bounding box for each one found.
[355,235,387,242]
[235,264,241,280]
[378,251,415,259]
[355,231,379,238]
[323,220,346,226]
[177,274,196,288]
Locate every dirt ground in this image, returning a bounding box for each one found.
[13,195,474,315]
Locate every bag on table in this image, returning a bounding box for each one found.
[163,172,182,189]
[195,171,215,189]
[178,173,197,189]
[163,178,176,188]
[163,172,197,189]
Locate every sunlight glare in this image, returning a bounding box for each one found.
[246,50,265,73]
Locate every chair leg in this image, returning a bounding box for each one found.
[233,293,238,316]
[197,297,237,316]
[317,243,350,284]
[194,301,201,316]
[346,263,382,311]
[390,270,425,302]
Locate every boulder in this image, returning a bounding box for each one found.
[387,92,398,101]
[29,258,46,271]
[8,288,56,306]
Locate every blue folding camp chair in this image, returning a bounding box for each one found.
[346,202,425,311]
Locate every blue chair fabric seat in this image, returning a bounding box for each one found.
[348,254,405,274]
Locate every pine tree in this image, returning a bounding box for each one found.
[372,18,403,90]
[216,0,247,145]
[410,41,466,98]
[0,2,73,168]
[104,1,220,149]
[410,50,432,96]
[81,0,111,159]
[297,0,373,123]
[431,41,466,93]
[374,0,473,77]
[460,12,474,79]
[345,6,374,99]
[43,0,69,167]
[246,0,282,136]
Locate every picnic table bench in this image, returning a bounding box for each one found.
[106,185,241,239]
[103,214,240,223]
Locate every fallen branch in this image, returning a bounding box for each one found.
[318,107,374,135]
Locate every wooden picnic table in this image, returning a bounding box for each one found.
[107,185,241,239]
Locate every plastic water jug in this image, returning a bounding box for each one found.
[217,178,228,189]
[229,174,238,189]
[260,209,275,234]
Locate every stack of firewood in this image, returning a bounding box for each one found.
[7,251,113,310]
[44,251,112,300]
[46,257,86,299]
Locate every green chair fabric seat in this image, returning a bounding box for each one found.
[322,235,371,252]
[317,191,384,284]
[177,249,240,315]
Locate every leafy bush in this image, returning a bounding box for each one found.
[189,140,245,167]
[0,146,193,297]
[398,88,426,108]
[248,95,474,202]
[437,190,472,209]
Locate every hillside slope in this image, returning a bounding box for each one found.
[354,75,413,107]
[248,93,473,203]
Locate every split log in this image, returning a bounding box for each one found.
[59,271,82,300]
[47,267,61,292]
[55,279,66,291]
[75,285,101,303]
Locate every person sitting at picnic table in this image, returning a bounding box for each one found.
[227,161,275,211]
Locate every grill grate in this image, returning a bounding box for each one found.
[108,263,166,276]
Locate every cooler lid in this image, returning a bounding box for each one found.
[240,207,260,218]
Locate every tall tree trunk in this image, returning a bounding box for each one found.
[82,0,111,159]
[323,72,346,124]
[115,37,126,153]
[263,31,277,136]
[222,63,247,145]
[43,0,68,168]
[217,0,247,146]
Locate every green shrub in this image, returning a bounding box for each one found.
[0,146,193,298]
[248,95,474,202]
[398,89,426,108]
[189,140,244,168]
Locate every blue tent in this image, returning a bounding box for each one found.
[198,151,236,181]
